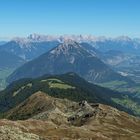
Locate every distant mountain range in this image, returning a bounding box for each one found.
[0,37,59,60]
[7,40,134,85]
[1,34,140,61]
[1,33,140,90]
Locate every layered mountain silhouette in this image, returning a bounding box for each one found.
[7,40,133,85]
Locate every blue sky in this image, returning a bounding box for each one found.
[0,0,140,40]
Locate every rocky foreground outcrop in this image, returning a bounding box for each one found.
[0,125,42,140]
[1,91,140,140]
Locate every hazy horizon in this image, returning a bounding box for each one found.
[1,33,140,42]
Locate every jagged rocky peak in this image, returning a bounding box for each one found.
[62,39,81,49]
[28,33,43,40]
[50,39,83,55]
[28,33,52,41]
[12,33,58,43]
[11,34,134,45]
[27,33,61,42]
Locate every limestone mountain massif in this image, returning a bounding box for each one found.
[7,40,133,86]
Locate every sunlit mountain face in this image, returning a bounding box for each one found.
[1,34,140,97]
[6,39,134,85]
[0,0,140,139]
